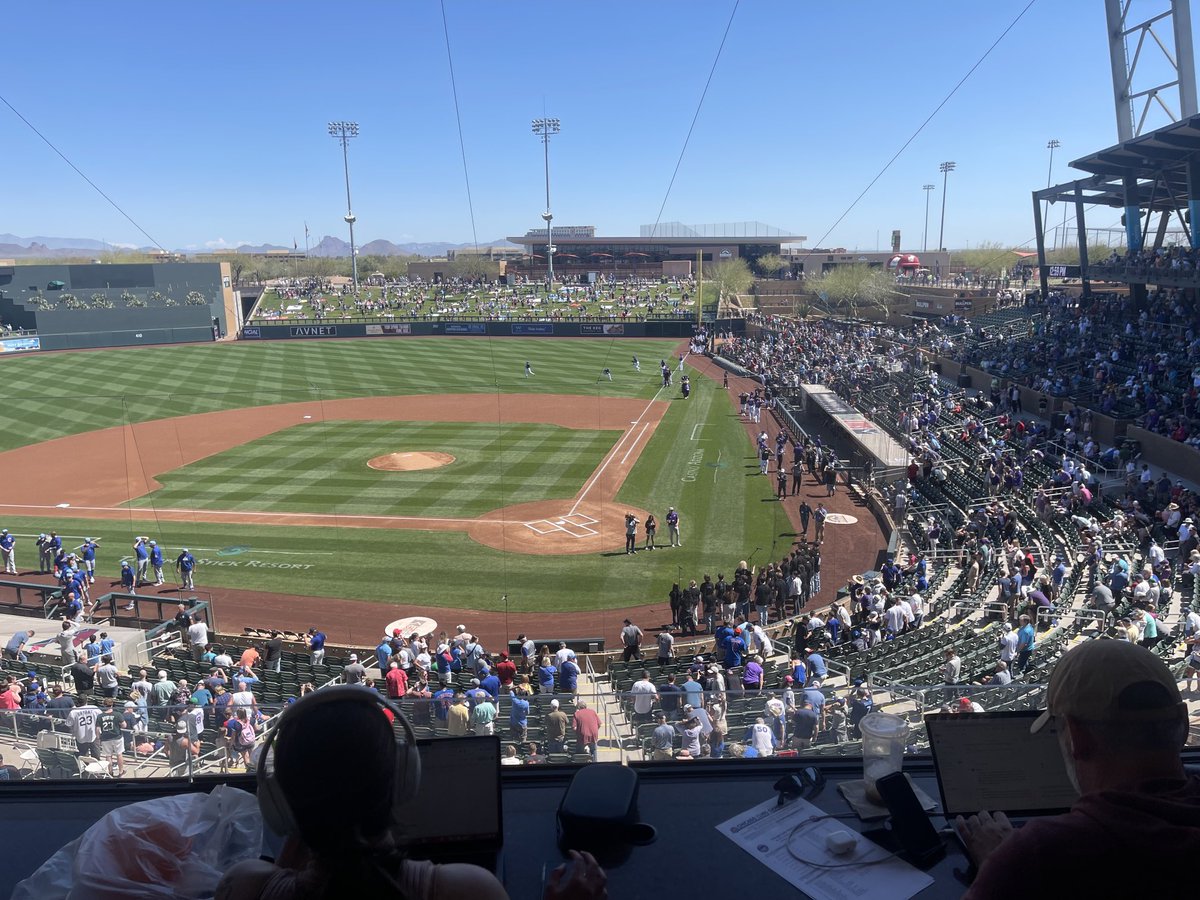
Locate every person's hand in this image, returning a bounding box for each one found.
[953,810,1014,868]
[543,849,607,900]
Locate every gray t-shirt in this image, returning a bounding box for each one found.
[343,662,367,684]
[621,625,643,648]
[652,723,675,751]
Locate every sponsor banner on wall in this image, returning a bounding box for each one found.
[289,325,338,337]
[441,323,487,335]
[581,323,625,336]
[366,323,412,335]
[510,323,554,336]
[241,327,262,339]
[0,336,40,353]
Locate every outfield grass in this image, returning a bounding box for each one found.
[134,421,620,516]
[0,337,678,453]
[0,337,779,613]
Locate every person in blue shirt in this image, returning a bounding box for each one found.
[537,659,557,694]
[98,632,115,658]
[133,536,150,586]
[175,549,196,590]
[306,628,326,666]
[724,631,746,669]
[480,671,501,700]
[148,541,165,586]
[48,532,63,576]
[375,638,392,671]
[0,529,15,575]
[63,591,83,622]
[714,622,734,653]
[805,649,828,684]
[1015,614,1037,673]
[80,538,98,584]
[83,634,103,665]
[559,656,580,694]
[432,686,455,727]
[507,688,530,741]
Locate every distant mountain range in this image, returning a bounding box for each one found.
[0,233,518,259]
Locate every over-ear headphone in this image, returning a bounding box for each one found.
[257,686,421,839]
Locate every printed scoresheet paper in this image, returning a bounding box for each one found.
[716,795,934,900]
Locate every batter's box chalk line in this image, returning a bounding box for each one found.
[522,513,600,538]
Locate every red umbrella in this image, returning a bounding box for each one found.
[625,251,650,258]
[590,252,614,258]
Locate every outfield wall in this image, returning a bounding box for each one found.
[239,319,739,340]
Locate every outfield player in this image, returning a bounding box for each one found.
[524,361,534,377]
[0,529,15,575]
[149,540,165,585]
[632,355,640,371]
[176,548,196,590]
[602,368,612,381]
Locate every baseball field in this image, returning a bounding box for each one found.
[0,337,781,615]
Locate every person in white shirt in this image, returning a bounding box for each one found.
[67,698,103,758]
[908,593,924,628]
[885,598,908,635]
[231,681,257,710]
[186,616,209,663]
[751,624,773,657]
[52,621,77,664]
[999,626,1019,664]
[745,717,776,757]
[629,671,658,721]
[213,649,233,669]
[500,745,522,766]
[554,642,573,667]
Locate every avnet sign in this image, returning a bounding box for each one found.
[289,325,338,337]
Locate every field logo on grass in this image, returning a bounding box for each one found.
[681,449,705,482]
[217,545,252,557]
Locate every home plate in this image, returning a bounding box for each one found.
[56,503,70,508]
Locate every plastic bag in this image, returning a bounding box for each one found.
[13,783,262,900]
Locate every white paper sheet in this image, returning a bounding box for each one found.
[715,795,934,900]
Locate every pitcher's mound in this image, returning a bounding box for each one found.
[368,451,456,472]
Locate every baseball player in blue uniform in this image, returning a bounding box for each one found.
[149,541,165,585]
[81,538,98,584]
[0,529,15,574]
[119,562,136,609]
[133,537,150,586]
[176,548,196,590]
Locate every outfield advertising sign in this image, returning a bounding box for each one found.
[580,323,624,336]
[289,325,338,337]
[0,336,40,353]
[441,323,488,335]
[241,327,262,339]
[511,323,554,336]
[365,323,412,335]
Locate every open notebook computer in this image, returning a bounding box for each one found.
[396,736,504,871]
[925,710,1079,817]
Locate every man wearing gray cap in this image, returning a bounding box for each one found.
[957,640,1200,896]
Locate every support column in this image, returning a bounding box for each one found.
[1075,185,1091,299]
[1123,174,1148,309]
[1188,158,1200,250]
[1033,190,1049,298]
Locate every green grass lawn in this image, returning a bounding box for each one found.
[0,337,779,613]
[0,336,678,453]
[133,421,620,516]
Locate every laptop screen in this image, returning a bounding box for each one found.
[925,711,1079,816]
[398,737,503,847]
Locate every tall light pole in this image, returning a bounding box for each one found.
[937,161,956,252]
[532,117,560,287]
[328,121,360,294]
[922,184,935,252]
[1044,139,1060,247]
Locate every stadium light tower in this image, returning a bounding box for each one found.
[937,161,956,252]
[328,121,360,294]
[1044,139,1060,242]
[922,184,935,253]
[532,117,561,286]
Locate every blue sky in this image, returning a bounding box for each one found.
[0,2,1188,252]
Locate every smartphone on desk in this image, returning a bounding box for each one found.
[874,771,946,869]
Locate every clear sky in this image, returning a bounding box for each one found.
[1,1,1189,252]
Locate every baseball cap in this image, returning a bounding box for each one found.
[348,654,358,661]
[957,697,974,711]
[550,699,559,708]
[175,720,189,733]
[784,676,793,683]
[1029,640,1185,734]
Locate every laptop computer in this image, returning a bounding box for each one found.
[925,710,1079,817]
[396,736,504,871]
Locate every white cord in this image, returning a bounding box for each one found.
[784,814,905,870]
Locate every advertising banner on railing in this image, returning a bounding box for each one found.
[0,336,40,354]
[510,323,555,336]
[439,323,488,335]
[365,323,412,335]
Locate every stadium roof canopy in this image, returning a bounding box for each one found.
[1035,113,1200,211]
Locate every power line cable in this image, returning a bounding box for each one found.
[0,92,166,251]
[799,0,1038,264]
[647,0,740,240]
[440,0,480,251]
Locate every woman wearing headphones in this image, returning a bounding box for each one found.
[217,686,604,900]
